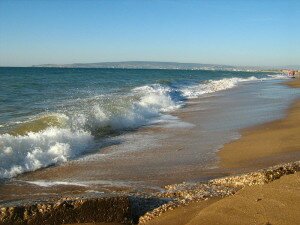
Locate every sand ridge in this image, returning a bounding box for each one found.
[143,173,300,225]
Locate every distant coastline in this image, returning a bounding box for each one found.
[32,61,244,71]
[31,61,291,72]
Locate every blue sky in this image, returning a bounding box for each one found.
[0,0,299,67]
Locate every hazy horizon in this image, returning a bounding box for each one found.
[0,0,299,67]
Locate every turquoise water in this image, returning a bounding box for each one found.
[0,67,287,178]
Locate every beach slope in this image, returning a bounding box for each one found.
[143,79,300,225]
[219,79,300,169]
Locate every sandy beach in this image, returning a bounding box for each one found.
[140,79,300,225]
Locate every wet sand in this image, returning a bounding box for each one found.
[286,79,300,88]
[219,79,300,169]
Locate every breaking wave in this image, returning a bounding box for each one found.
[0,74,286,178]
[180,76,259,98]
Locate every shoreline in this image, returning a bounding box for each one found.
[1,79,300,224]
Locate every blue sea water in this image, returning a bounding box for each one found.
[0,67,289,178]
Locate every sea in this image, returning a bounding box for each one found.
[0,67,297,183]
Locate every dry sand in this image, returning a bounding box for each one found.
[144,173,300,225]
[142,79,300,225]
[188,173,300,225]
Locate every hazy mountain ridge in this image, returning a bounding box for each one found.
[33,61,241,71]
[32,61,297,71]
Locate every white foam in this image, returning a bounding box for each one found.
[181,76,262,99]
[25,180,89,187]
[0,127,92,178]
[267,74,289,79]
[133,84,182,112]
[24,179,145,188]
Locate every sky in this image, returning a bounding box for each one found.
[0,0,299,67]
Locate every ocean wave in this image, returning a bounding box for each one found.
[181,76,261,99]
[133,84,183,112]
[267,74,289,79]
[9,114,68,136]
[0,74,287,179]
[0,84,182,178]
